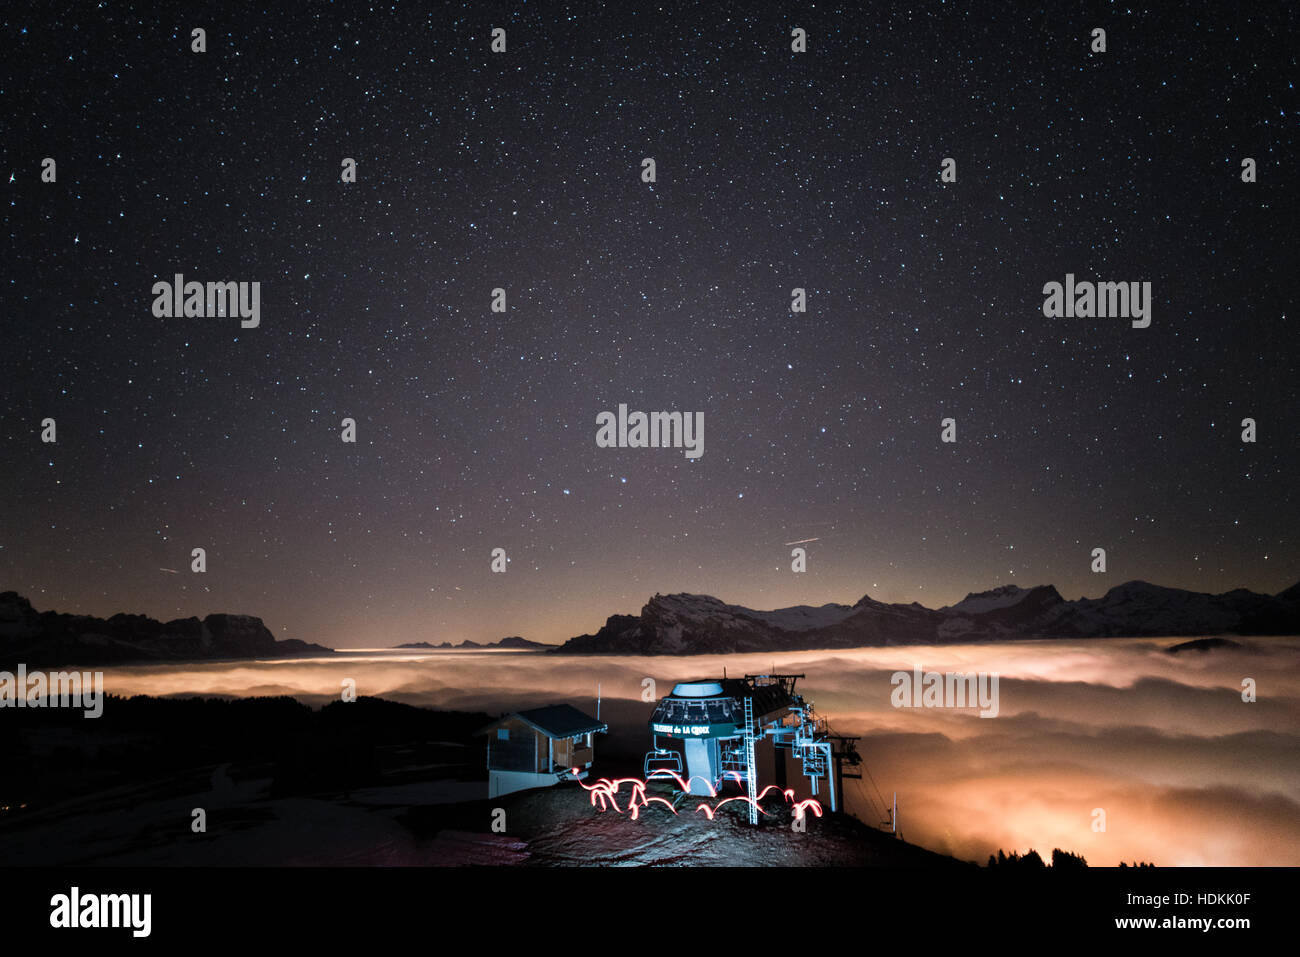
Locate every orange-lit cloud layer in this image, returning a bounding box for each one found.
[97,635,1300,866]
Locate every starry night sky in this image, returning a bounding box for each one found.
[3,2,1296,647]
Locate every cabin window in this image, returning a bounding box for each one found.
[488,729,534,771]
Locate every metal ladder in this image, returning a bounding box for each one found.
[743,696,758,824]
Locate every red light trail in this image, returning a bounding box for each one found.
[575,769,823,823]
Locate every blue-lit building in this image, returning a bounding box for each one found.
[646,674,841,817]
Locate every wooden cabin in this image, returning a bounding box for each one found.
[477,704,607,798]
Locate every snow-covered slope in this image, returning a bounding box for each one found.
[644,593,855,632]
[944,585,1039,615]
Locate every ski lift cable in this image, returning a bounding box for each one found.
[862,762,889,812]
[819,718,888,822]
[846,774,885,825]
[849,777,890,829]
[825,719,887,809]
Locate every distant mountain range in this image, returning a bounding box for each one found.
[553,580,1300,655]
[396,636,550,650]
[0,592,332,667]
[6,578,1297,666]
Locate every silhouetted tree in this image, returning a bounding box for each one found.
[987,847,1053,869]
[1052,847,1088,869]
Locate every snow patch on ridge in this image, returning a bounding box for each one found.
[944,585,1034,615]
[644,593,854,632]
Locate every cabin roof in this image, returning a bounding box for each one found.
[476,703,606,738]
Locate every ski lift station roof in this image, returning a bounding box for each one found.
[649,676,801,739]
